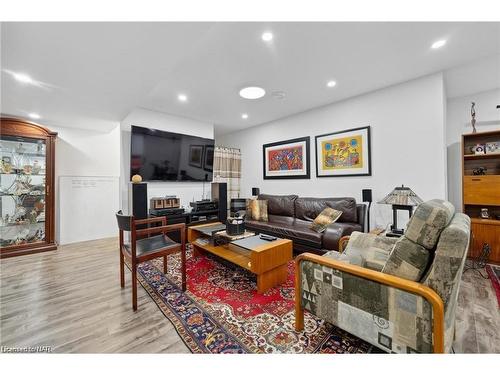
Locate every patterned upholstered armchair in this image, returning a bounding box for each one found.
[295,199,470,353]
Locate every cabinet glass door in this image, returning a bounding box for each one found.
[0,135,47,247]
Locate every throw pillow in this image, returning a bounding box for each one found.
[310,207,342,233]
[249,199,269,222]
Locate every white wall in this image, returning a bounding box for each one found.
[217,74,447,229]
[120,108,214,211]
[51,124,121,244]
[446,88,500,211]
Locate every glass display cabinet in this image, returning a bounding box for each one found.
[0,117,57,258]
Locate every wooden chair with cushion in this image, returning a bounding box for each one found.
[115,210,186,311]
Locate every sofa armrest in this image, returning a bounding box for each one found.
[322,222,362,251]
[295,252,445,353]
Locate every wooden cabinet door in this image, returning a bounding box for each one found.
[470,221,500,263]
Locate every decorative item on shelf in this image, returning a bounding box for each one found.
[34,199,45,213]
[362,188,372,232]
[131,174,142,183]
[1,156,12,173]
[480,208,490,219]
[378,185,423,237]
[23,164,33,175]
[470,102,477,133]
[32,160,41,175]
[16,143,25,154]
[263,136,310,179]
[486,141,500,154]
[473,144,486,155]
[472,166,487,175]
[315,126,371,177]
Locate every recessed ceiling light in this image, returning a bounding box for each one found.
[262,32,273,42]
[13,72,34,84]
[431,40,447,49]
[177,94,188,102]
[239,86,266,100]
[327,80,337,88]
[241,114,249,119]
[28,113,40,120]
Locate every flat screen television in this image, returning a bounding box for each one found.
[130,125,215,182]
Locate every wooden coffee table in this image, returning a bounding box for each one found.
[188,222,293,293]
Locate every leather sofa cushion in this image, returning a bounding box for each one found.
[246,218,322,247]
[267,214,295,225]
[257,194,298,217]
[295,197,358,223]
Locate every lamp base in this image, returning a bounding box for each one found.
[386,230,404,238]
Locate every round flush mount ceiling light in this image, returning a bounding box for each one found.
[241,113,249,119]
[13,72,34,84]
[28,113,41,120]
[326,80,337,88]
[261,32,273,42]
[431,39,447,49]
[239,86,266,100]
[177,93,188,102]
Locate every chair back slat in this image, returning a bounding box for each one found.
[116,210,133,231]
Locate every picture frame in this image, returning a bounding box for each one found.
[262,136,310,180]
[189,145,204,168]
[203,145,214,172]
[315,126,371,177]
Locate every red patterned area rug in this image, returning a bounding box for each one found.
[132,247,375,354]
[486,264,500,308]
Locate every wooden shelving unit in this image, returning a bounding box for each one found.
[462,129,500,264]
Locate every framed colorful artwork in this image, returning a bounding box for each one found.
[262,137,310,179]
[189,145,204,168]
[315,126,371,177]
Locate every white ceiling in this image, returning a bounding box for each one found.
[1,22,500,134]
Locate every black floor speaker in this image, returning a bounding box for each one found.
[129,182,148,220]
[211,182,227,223]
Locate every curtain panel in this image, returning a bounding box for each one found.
[213,146,241,201]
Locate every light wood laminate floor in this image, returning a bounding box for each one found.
[1,238,498,353]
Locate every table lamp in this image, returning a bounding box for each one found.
[378,185,423,237]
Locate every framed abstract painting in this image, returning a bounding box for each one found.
[262,137,310,179]
[315,126,371,177]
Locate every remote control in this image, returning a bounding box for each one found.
[260,234,277,241]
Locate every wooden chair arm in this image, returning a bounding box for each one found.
[134,217,166,226]
[338,236,350,253]
[294,252,445,353]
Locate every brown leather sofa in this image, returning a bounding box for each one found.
[245,194,366,255]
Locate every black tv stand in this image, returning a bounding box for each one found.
[149,208,219,242]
